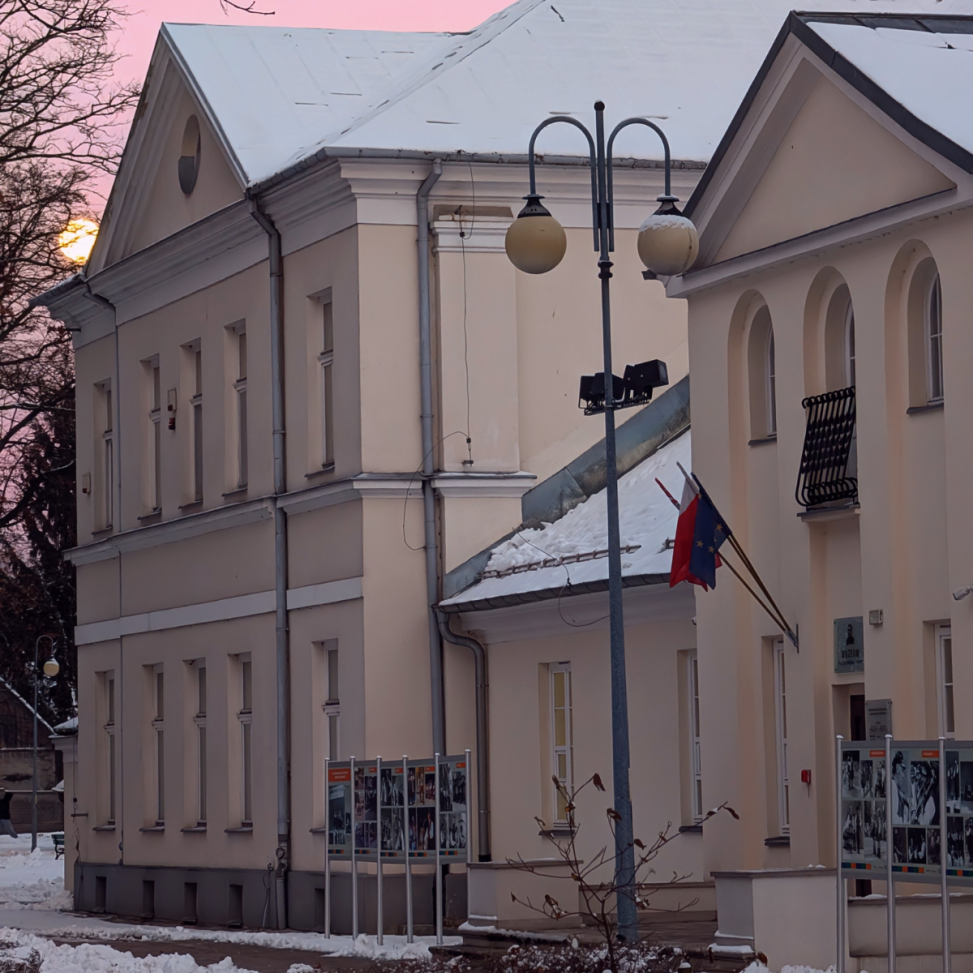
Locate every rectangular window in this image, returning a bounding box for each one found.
[95,382,114,529]
[928,274,944,403]
[104,672,116,825]
[239,656,253,825]
[195,664,207,825]
[323,640,339,760]
[937,624,954,738]
[235,330,248,489]
[551,663,573,823]
[773,640,789,835]
[152,666,165,826]
[192,346,203,502]
[151,363,161,511]
[688,652,703,823]
[320,302,334,467]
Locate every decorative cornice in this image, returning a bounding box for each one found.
[75,576,363,645]
[432,218,510,255]
[432,471,535,498]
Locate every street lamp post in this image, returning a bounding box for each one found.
[505,102,698,944]
[32,635,59,852]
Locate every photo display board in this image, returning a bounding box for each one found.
[326,755,469,862]
[840,741,973,884]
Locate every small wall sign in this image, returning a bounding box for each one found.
[834,616,864,673]
[865,699,892,741]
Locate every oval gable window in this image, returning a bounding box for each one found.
[178,115,201,194]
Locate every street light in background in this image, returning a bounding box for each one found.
[505,102,697,944]
[32,635,58,852]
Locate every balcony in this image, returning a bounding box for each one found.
[795,386,857,509]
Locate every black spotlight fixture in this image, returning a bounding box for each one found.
[578,359,668,415]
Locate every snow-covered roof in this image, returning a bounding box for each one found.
[806,20,973,156]
[441,430,689,610]
[52,717,77,735]
[162,0,973,187]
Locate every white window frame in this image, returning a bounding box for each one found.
[234,330,248,489]
[322,640,339,761]
[688,652,703,823]
[151,665,165,826]
[773,640,789,835]
[936,624,955,739]
[148,362,162,512]
[97,382,114,529]
[239,654,253,825]
[104,672,116,825]
[845,303,856,388]
[194,663,207,825]
[319,301,334,468]
[191,344,203,503]
[766,327,777,436]
[927,272,944,403]
[551,662,574,824]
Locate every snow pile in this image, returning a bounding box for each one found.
[742,962,857,973]
[8,923,456,959]
[443,430,690,604]
[0,931,260,973]
[0,837,71,912]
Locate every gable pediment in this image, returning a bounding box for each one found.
[712,73,954,263]
[88,44,245,274]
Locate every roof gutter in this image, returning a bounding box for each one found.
[246,194,291,931]
[436,610,490,862]
[417,161,445,757]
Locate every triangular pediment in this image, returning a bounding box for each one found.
[88,39,245,274]
[712,73,954,263]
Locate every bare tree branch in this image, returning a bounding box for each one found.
[219,0,275,15]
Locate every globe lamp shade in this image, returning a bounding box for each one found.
[43,658,59,677]
[636,199,699,277]
[505,195,567,275]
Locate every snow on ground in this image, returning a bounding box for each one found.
[742,962,859,973]
[0,835,72,911]
[0,930,263,973]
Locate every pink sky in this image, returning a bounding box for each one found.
[85,1,510,207]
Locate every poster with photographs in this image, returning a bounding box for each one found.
[840,741,973,885]
[326,756,469,863]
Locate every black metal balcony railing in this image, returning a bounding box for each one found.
[795,386,858,508]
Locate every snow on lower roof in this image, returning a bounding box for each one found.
[807,21,973,156]
[441,429,689,608]
[164,0,973,186]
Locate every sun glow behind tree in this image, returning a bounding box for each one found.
[58,220,99,265]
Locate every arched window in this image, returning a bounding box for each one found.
[748,304,776,440]
[927,272,943,402]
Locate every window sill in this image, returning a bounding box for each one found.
[222,487,248,500]
[91,526,114,538]
[305,464,336,480]
[679,824,703,834]
[764,835,790,847]
[139,825,165,833]
[798,501,859,523]
[178,501,203,512]
[748,434,777,447]
[538,826,575,839]
[138,510,162,524]
[92,824,116,832]
[225,826,253,834]
[906,401,944,415]
[181,826,207,833]
[309,827,329,834]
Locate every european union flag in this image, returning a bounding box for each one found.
[687,489,731,589]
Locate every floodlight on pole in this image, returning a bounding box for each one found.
[505,102,696,945]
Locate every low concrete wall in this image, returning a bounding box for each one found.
[468,860,583,928]
[714,868,839,971]
[850,891,973,959]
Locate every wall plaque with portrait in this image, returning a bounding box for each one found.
[834,616,864,673]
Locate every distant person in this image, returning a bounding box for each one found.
[0,789,16,837]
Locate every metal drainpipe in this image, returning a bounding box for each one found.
[247,195,290,929]
[417,162,444,755]
[436,610,490,861]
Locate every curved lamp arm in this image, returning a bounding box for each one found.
[527,116,600,251]
[606,118,673,253]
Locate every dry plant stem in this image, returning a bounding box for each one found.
[220,0,275,13]
[507,774,738,973]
